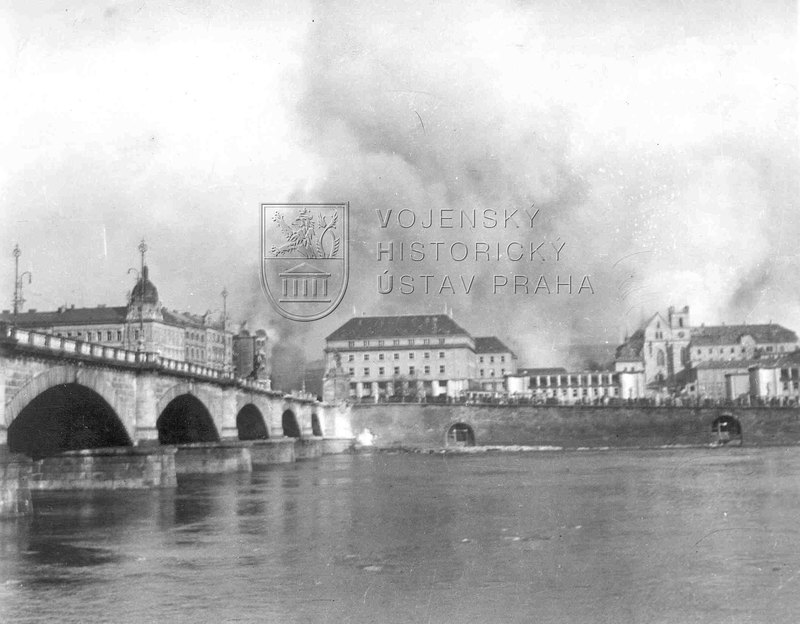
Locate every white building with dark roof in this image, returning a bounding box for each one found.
[474,336,517,391]
[324,314,515,400]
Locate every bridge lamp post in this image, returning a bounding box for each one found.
[12,244,32,326]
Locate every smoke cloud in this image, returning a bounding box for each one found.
[0,1,796,386]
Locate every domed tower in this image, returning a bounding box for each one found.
[126,265,164,349]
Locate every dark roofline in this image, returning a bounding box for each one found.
[326,314,471,341]
[474,336,516,357]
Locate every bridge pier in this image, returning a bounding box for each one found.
[0,449,32,516]
[174,441,253,475]
[247,439,295,466]
[295,437,325,460]
[30,447,177,490]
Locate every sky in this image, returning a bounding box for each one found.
[1,0,797,386]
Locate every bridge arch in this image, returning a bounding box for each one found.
[8,382,132,459]
[282,409,301,438]
[237,403,269,440]
[156,390,219,445]
[4,365,127,431]
[445,422,476,447]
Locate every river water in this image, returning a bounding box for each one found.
[1,448,799,623]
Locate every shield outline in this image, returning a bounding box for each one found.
[260,203,349,322]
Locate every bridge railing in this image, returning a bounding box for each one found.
[1,324,236,382]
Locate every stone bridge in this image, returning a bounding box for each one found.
[0,325,353,465]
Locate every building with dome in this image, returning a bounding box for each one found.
[0,264,233,371]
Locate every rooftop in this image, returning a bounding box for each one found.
[474,336,515,356]
[0,306,128,326]
[691,323,797,346]
[326,314,470,341]
[516,367,569,376]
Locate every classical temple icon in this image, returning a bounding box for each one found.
[278,262,332,303]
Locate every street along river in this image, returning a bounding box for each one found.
[1,448,799,623]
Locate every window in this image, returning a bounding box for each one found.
[424,352,430,359]
[424,365,430,374]
[439,351,445,358]
[394,353,400,360]
[501,355,505,362]
[379,367,385,376]
[348,354,355,362]
[490,356,495,363]
[348,341,355,347]
[116,330,122,340]
[363,340,369,347]
[394,366,400,375]
[378,353,385,360]
[480,369,484,376]
[378,340,385,347]
[501,369,505,375]
[364,354,370,361]
[363,367,370,376]
[490,370,495,377]
[106,331,113,341]
[438,338,445,344]
[409,366,415,375]
[409,352,415,359]
[349,368,354,376]
[393,339,400,346]
[439,365,445,374]
[423,338,430,345]
[479,356,484,363]
[408,339,415,345]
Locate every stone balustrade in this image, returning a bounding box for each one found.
[0,324,249,387]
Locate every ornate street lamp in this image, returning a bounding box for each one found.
[12,244,32,326]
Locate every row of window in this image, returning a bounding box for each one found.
[537,387,620,397]
[530,374,617,387]
[347,351,447,362]
[479,369,506,377]
[56,329,123,342]
[478,355,506,364]
[186,331,228,344]
[349,365,446,377]
[347,338,447,348]
[695,345,785,357]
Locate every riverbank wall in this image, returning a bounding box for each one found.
[350,404,800,449]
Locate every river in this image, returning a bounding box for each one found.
[1,448,799,623]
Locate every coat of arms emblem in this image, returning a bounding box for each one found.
[260,203,349,321]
